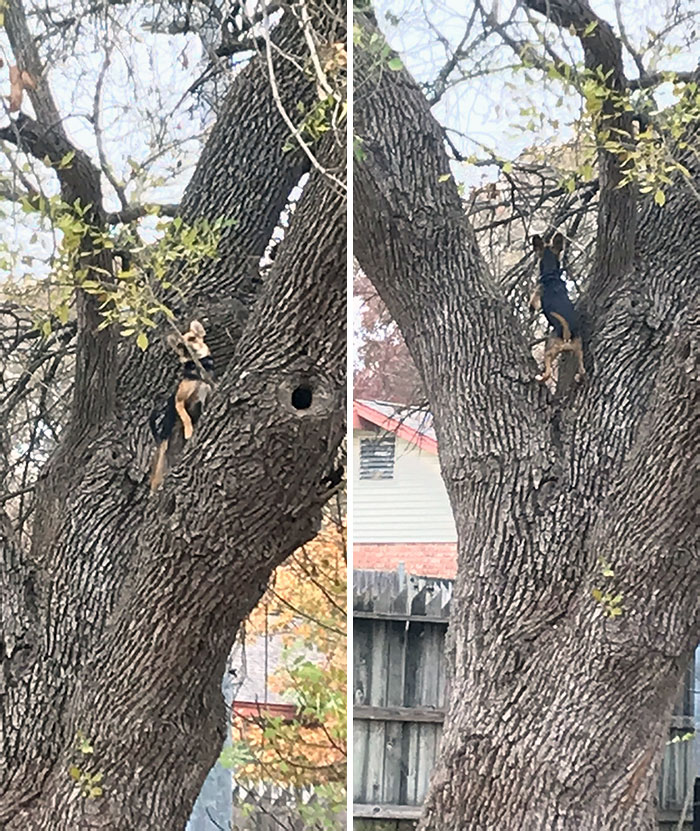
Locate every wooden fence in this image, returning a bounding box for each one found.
[353,567,696,829]
[230,782,346,831]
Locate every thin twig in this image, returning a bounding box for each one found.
[262,12,346,193]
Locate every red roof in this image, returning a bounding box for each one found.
[353,400,438,454]
[233,700,297,721]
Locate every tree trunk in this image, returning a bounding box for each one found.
[0,1,346,828]
[354,12,698,830]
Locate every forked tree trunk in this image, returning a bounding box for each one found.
[0,2,346,828]
[354,9,698,830]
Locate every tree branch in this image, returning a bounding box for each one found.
[628,66,700,91]
[354,14,544,477]
[3,0,118,437]
[521,0,637,286]
[104,203,179,224]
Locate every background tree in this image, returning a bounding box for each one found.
[0,1,346,828]
[224,495,347,830]
[354,0,698,828]
[354,268,422,403]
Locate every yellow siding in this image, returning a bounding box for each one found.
[354,430,457,543]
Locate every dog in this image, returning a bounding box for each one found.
[529,233,585,384]
[149,320,214,490]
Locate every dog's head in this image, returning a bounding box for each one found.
[168,320,211,362]
[532,233,564,277]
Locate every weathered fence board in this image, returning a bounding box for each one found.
[353,568,696,829]
[354,581,449,815]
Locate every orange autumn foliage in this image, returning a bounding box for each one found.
[231,506,347,789]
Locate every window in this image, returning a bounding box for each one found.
[359,436,395,480]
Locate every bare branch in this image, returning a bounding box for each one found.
[262,10,346,193]
[92,48,128,211]
[104,203,179,224]
[522,0,636,288]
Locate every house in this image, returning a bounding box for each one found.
[189,511,347,831]
[188,631,332,831]
[353,399,457,578]
[352,399,697,830]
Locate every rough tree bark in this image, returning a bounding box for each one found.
[354,4,698,830]
[0,1,346,828]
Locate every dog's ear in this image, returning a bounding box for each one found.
[531,235,544,256]
[189,320,206,338]
[551,233,564,256]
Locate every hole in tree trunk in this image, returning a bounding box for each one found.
[276,367,336,417]
[291,385,313,410]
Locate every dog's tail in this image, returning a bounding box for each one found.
[551,312,572,341]
[150,440,168,491]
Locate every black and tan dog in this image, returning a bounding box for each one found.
[149,320,214,490]
[529,233,585,384]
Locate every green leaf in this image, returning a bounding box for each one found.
[69,766,82,780]
[387,57,403,71]
[582,20,598,36]
[438,173,451,182]
[353,137,367,163]
[654,189,666,206]
[59,151,75,169]
[136,332,149,351]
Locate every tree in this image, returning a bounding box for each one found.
[354,1,698,828]
[224,498,347,829]
[0,1,346,828]
[354,268,422,403]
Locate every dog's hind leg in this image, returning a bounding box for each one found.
[174,381,196,440]
[536,342,558,383]
[536,355,552,383]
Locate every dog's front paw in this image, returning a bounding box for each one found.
[575,370,586,382]
[535,374,549,383]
